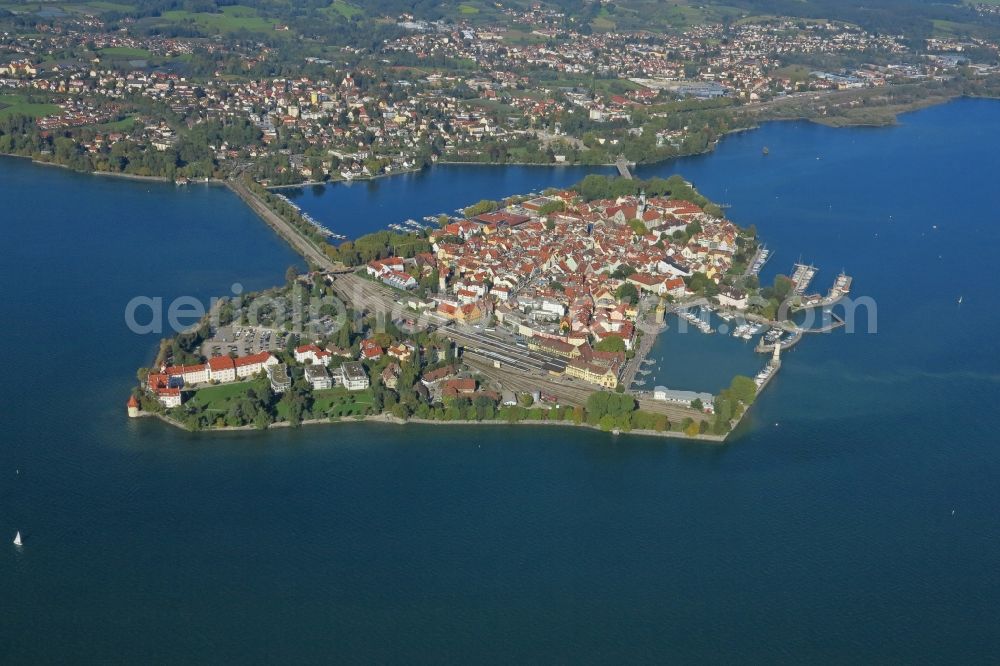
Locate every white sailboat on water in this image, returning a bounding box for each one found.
[13,531,22,547]
[958,295,963,305]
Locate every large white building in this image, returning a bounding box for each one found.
[305,364,332,390]
[235,351,279,379]
[268,363,291,393]
[164,363,209,386]
[294,344,332,366]
[339,362,370,391]
[653,386,715,412]
[206,351,279,383]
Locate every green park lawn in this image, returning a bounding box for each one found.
[189,381,258,414]
[87,116,136,132]
[327,0,362,19]
[159,6,277,34]
[311,387,373,418]
[99,46,152,59]
[0,94,60,119]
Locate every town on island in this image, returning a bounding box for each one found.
[129,173,852,441]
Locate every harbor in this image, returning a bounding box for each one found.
[388,218,436,233]
[795,270,854,310]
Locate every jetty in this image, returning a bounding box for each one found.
[745,244,771,278]
[755,329,803,353]
[755,311,845,353]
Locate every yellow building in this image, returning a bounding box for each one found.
[565,359,619,389]
[528,337,579,359]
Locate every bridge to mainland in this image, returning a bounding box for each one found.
[615,156,634,179]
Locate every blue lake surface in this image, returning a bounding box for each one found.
[279,162,616,238]
[2,98,1000,662]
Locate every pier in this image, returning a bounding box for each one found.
[755,311,845,353]
[755,329,803,353]
[744,244,771,278]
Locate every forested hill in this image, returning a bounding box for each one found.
[40,0,1000,45]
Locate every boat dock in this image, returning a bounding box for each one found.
[755,311,846,353]
[791,262,817,296]
[794,271,853,311]
[745,245,771,277]
[677,307,713,334]
[755,329,803,353]
[754,355,781,391]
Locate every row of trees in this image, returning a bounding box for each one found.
[573,174,724,217]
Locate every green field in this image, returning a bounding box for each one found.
[458,3,480,15]
[931,19,982,38]
[99,46,152,59]
[189,381,258,414]
[311,387,373,418]
[192,381,373,420]
[0,1,131,14]
[0,94,60,119]
[159,6,277,34]
[87,116,136,132]
[326,0,362,19]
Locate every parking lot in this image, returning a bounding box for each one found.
[200,325,288,359]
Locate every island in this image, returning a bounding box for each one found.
[129,173,851,442]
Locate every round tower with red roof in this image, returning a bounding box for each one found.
[127,394,140,418]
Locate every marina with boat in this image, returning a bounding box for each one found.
[794,268,853,310]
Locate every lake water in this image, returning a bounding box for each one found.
[2,98,1000,662]
[279,162,616,238]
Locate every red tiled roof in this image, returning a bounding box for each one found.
[208,356,235,372]
[147,373,169,389]
[165,363,206,376]
[234,351,273,368]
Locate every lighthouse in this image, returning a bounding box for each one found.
[127,394,140,418]
[771,341,781,366]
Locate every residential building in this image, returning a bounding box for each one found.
[268,363,291,393]
[207,356,236,383]
[294,344,332,366]
[339,362,370,391]
[234,351,278,379]
[305,364,332,390]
